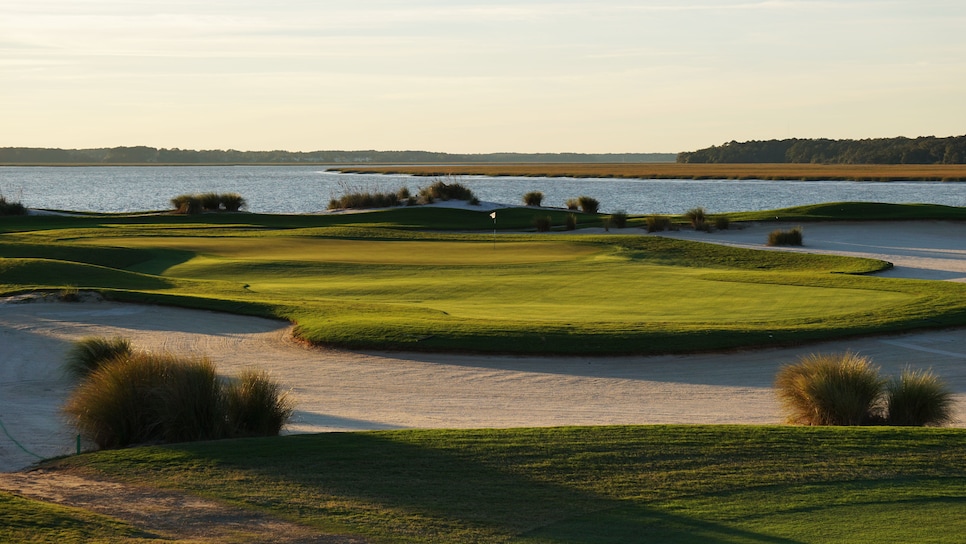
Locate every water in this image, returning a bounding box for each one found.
[2,165,966,215]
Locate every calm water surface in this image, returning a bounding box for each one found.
[2,165,965,215]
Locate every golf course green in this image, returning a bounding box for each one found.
[3,205,965,353]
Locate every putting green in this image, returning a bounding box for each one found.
[3,214,962,353]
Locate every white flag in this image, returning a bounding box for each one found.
[489,211,497,220]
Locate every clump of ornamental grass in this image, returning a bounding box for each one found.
[885,368,954,426]
[714,215,731,230]
[224,369,294,437]
[565,213,577,231]
[645,215,671,232]
[775,352,885,426]
[59,286,81,302]
[328,190,400,210]
[0,194,27,216]
[610,210,628,229]
[199,192,222,211]
[565,198,580,211]
[171,193,247,214]
[220,193,246,212]
[171,194,202,214]
[684,207,708,230]
[523,191,544,206]
[534,216,553,232]
[64,336,133,381]
[768,227,803,246]
[418,179,476,203]
[63,350,293,449]
[577,196,599,214]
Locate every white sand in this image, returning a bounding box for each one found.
[2,220,965,472]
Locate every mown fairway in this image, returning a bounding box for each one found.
[33,426,966,543]
[2,207,966,353]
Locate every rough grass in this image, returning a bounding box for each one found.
[46,425,966,543]
[0,492,149,542]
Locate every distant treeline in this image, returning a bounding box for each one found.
[0,146,675,165]
[677,136,966,164]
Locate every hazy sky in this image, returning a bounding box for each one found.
[2,1,964,153]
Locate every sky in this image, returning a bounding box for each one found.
[2,1,965,154]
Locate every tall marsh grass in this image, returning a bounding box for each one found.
[533,216,553,232]
[565,213,577,230]
[885,368,954,426]
[171,193,246,214]
[523,191,544,206]
[645,215,671,232]
[768,227,803,246]
[328,190,401,210]
[610,210,628,228]
[0,194,27,216]
[775,352,953,426]
[577,196,599,214]
[225,369,294,437]
[64,336,133,380]
[775,352,885,426]
[63,347,293,449]
[418,179,477,203]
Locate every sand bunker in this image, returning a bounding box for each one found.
[2,221,965,472]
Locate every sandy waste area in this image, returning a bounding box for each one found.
[2,220,966,473]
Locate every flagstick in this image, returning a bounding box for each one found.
[490,211,497,249]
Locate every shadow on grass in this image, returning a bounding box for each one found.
[154,431,804,543]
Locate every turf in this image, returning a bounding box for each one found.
[0,491,150,542]
[49,425,966,543]
[3,208,965,354]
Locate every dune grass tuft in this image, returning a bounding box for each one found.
[419,179,476,203]
[775,352,885,426]
[768,227,803,246]
[171,193,247,214]
[645,215,671,232]
[885,367,954,426]
[533,216,553,232]
[0,194,27,216]
[224,369,294,437]
[63,351,293,449]
[565,213,577,230]
[577,196,599,214]
[64,336,133,381]
[523,191,544,206]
